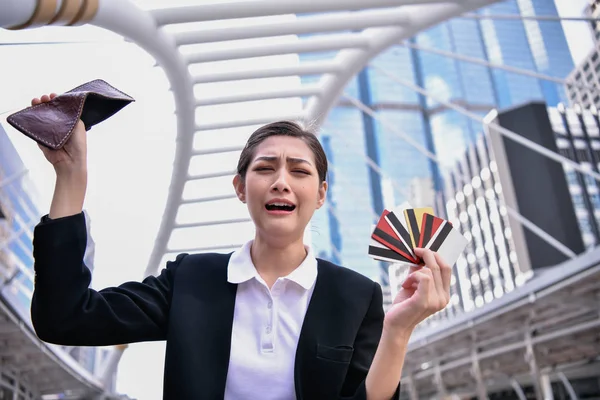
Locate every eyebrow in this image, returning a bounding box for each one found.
[253,156,313,166]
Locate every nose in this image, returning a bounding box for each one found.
[270,169,291,193]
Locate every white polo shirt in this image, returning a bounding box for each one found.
[224,240,318,400]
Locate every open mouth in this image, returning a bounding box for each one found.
[265,202,296,212]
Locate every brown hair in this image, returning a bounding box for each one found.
[236,121,328,182]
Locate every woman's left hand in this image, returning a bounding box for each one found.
[383,248,452,337]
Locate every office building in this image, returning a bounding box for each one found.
[486,102,585,270]
[307,0,575,293]
[401,129,525,320]
[0,123,116,391]
[565,47,600,109]
[584,0,600,42]
[0,124,42,321]
[565,0,600,109]
[548,103,600,248]
[399,101,595,323]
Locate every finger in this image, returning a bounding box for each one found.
[401,273,419,289]
[408,264,423,273]
[406,269,438,312]
[434,252,452,302]
[417,268,446,313]
[41,94,51,103]
[404,269,435,294]
[415,248,445,302]
[31,97,41,106]
[49,92,58,99]
[400,264,424,289]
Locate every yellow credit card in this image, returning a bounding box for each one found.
[403,207,434,250]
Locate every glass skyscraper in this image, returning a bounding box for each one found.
[305,0,575,289]
[0,123,114,388]
[0,124,41,321]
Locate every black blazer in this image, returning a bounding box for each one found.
[31,213,399,399]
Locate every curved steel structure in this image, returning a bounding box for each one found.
[144,0,501,277]
[0,1,499,395]
[0,0,501,277]
[404,248,600,399]
[9,1,599,399]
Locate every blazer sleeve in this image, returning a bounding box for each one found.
[31,212,185,347]
[340,281,401,400]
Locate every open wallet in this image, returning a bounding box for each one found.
[6,79,135,150]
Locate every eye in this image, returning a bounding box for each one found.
[292,170,311,175]
[254,166,273,171]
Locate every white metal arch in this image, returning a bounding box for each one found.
[147,0,507,276]
[3,1,600,398]
[1,0,502,278]
[305,1,501,126]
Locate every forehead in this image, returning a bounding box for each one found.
[252,136,315,161]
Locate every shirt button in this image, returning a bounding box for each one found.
[267,301,273,309]
[265,325,272,334]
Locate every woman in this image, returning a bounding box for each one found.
[30,93,452,400]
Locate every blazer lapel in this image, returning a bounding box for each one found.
[297,259,333,340]
[198,256,238,398]
[294,261,337,398]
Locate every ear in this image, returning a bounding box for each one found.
[233,175,246,203]
[316,181,327,209]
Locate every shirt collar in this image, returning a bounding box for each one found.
[227,240,318,290]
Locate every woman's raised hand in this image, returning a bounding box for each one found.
[32,93,88,177]
[383,248,452,337]
[32,93,89,219]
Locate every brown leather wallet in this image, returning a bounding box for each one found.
[6,79,135,150]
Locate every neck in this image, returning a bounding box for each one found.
[250,233,308,288]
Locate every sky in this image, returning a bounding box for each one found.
[0,0,595,399]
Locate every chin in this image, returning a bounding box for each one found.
[258,223,304,244]
[264,225,297,238]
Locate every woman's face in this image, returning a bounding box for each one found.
[233,136,327,245]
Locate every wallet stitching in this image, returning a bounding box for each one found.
[68,79,108,93]
[8,94,85,148]
[68,79,134,100]
[8,79,133,149]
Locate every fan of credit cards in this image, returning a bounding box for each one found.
[368,202,468,267]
